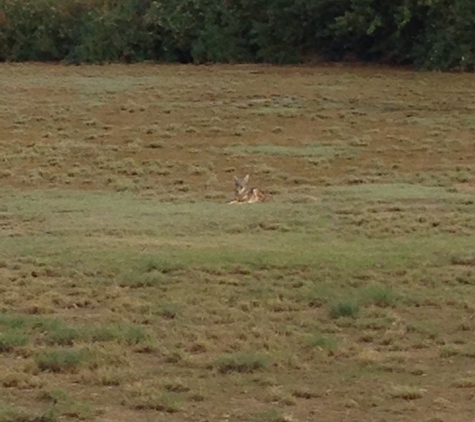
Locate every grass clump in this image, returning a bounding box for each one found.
[125,384,182,413]
[0,314,84,347]
[90,323,149,345]
[120,272,165,288]
[44,326,83,346]
[0,402,39,422]
[144,258,184,274]
[453,377,475,388]
[329,301,359,319]
[154,302,182,320]
[249,408,290,422]
[39,389,96,421]
[35,348,90,373]
[440,346,461,358]
[306,333,338,353]
[0,330,29,352]
[1,371,44,390]
[216,352,270,374]
[389,385,425,400]
[360,285,397,307]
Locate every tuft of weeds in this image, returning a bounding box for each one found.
[248,408,290,422]
[291,388,320,399]
[360,285,397,307]
[146,141,165,149]
[44,326,83,346]
[450,254,475,266]
[35,348,91,373]
[79,367,131,386]
[39,389,97,421]
[89,323,150,345]
[440,346,461,358]
[162,378,190,393]
[262,386,296,406]
[124,383,182,413]
[120,272,166,288]
[306,333,338,353]
[452,377,475,388]
[216,352,270,374]
[0,330,29,352]
[188,165,209,176]
[406,321,440,340]
[1,371,44,390]
[329,301,359,319]
[389,385,425,400]
[154,302,182,320]
[0,402,41,422]
[143,258,184,274]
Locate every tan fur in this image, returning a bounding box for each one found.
[228,174,269,204]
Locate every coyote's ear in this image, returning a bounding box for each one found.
[243,174,250,185]
[234,175,240,185]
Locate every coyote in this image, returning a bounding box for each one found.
[229,174,268,204]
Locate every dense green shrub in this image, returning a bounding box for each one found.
[0,0,74,61]
[0,0,473,70]
[331,0,475,70]
[67,1,159,63]
[415,0,475,71]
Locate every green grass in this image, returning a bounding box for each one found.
[359,285,398,307]
[39,389,96,421]
[306,333,338,353]
[0,313,151,348]
[0,330,29,352]
[124,385,183,412]
[2,189,474,279]
[90,324,150,345]
[248,408,289,422]
[0,402,40,422]
[329,301,360,319]
[2,64,475,422]
[35,349,91,373]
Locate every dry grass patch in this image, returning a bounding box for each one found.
[452,377,475,388]
[123,381,183,413]
[389,385,426,400]
[215,352,270,374]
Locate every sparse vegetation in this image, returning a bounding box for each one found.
[306,333,338,354]
[0,330,29,352]
[0,64,474,421]
[35,349,91,373]
[38,389,97,421]
[124,383,183,413]
[248,408,290,422]
[389,385,426,400]
[216,352,270,374]
[329,301,360,319]
[0,402,39,422]
[360,285,398,307]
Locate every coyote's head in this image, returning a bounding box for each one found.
[233,174,250,198]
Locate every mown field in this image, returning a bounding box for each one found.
[1,63,475,422]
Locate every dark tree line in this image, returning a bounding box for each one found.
[0,0,474,70]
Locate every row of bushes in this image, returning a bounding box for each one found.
[0,0,474,70]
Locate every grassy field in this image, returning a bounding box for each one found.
[1,63,475,422]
